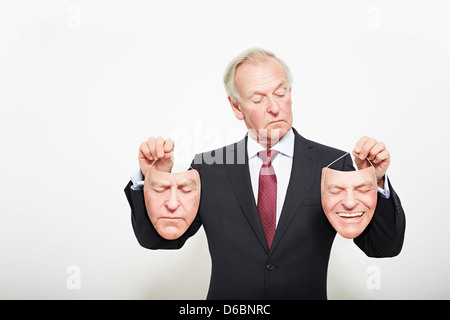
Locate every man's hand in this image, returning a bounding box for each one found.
[352,136,390,188]
[139,137,174,176]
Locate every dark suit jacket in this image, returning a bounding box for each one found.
[124,128,406,300]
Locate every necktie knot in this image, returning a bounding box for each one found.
[258,149,279,166]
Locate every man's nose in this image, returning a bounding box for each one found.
[267,96,280,114]
[341,189,358,210]
[165,187,180,211]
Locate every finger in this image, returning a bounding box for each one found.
[352,149,362,162]
[163,138,175,154]
[373,149,390,164]
[368,141,386,161]
[155,136,165,159]
[147,137,157,160]
[353,136,369,154]
[352,149,365,168]
[139,141,152,161]
[359,137,377,160]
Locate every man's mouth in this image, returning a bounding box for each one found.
[336,212,364,218]
[268,120,284,125]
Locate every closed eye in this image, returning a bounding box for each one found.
[274,86,287,97]
[152,187,168,193]
[354,182,375,193]
[180,186,194,193]
[252,97,264,104]
[328,187,344,195]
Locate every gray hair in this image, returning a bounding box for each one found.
[223,47,293,104]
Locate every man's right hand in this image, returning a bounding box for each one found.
[139,137,174,176]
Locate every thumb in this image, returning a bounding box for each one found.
[352,150,369,170]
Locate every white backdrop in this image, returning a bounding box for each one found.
[1,0,449,299]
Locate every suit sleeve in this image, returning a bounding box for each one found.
[124,167,202,250]
[340,154,406,257]
[353,180,406,257]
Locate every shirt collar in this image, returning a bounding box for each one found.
[247,128,295,160]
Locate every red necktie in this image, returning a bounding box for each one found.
[257,149,279,249]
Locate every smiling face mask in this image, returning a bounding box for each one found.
[321,155,378,239]
[144,163,201,240]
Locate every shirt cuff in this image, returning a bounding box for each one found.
[377,175,390,199]
[130,169,144,190]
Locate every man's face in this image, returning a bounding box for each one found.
[321,167,378,239]
[144,167,200,240]
[231,57,293,147]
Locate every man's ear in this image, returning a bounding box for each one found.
[228,97,244,120]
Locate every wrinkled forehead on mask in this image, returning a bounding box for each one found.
[320,153,377,193]
[321,166,377,193]
[144,164,200,196]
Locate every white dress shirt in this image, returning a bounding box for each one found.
[247,128,295,227]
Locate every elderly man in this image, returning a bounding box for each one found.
[124,48,405,300]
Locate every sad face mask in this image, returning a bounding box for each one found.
[144,163,201,240]
[321,155,378,239]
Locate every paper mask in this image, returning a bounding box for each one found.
[144,163,201,240]
[321,155,378,239]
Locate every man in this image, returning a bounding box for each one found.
[124,48,405,299]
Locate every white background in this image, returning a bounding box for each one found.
[1,0,449,299]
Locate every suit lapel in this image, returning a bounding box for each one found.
[269,129,315,254]
[226,136,270,253]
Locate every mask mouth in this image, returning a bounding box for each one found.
[336,211,365,218]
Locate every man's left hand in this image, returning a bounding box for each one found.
[352,136,390,188]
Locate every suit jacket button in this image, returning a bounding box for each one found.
[266,264,275,271]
